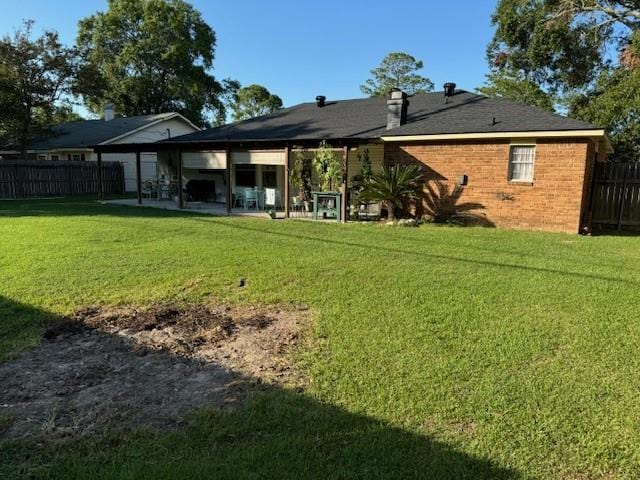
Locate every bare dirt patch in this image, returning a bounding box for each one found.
[0,303,307,440]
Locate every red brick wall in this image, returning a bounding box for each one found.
[384,138,595,233]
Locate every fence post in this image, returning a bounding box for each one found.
[67,164,74,196]
[617,165,630,231]
[97,152,104,200]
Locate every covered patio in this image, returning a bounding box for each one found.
[93,138,380,223]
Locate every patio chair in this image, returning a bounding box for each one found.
[254,187,265,210]
[233,192,245,208]
[244,189,259,211]
[142,180,156,199]
[291,196,305,216]
[357,202,381,221]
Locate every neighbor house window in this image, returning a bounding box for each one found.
[37,154,46,160]
[71,154,81,161]
[50,155,59,161]
[509,145,535,182]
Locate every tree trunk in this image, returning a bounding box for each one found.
[387,201,396,221]
[19,133,28,160]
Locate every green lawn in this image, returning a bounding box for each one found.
[1,197,639,479]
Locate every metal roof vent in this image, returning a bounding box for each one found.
[443,83,456,103]
[316,95,326,107]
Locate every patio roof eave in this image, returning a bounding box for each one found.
[91,137,377,154]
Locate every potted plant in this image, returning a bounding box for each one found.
[291,148,312,211]
[312,140,341,192]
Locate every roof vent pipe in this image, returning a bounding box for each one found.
[443,83,456,103]
[386,88,409,130]
[316,95,326,107]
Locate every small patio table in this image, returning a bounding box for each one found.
[312,191,341,222]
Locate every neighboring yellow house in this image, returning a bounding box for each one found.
[0,106,199,192]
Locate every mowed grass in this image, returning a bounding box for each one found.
[1,197,640,479]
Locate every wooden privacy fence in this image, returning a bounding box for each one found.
[0,160,124,199]
[591,162,640,230]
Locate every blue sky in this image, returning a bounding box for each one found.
[0,0,498,111]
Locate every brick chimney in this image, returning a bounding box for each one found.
[104,103,115,122]
[386,89,408,129]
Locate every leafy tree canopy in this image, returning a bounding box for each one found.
[478,68,555,110]
[481,0,640,160]
[485,0,605,96]
[230,84,283,121]
[75,0,237,126]
[361,52,434,97]
[0,21,78,156]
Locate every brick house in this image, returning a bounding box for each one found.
[94,86,611,233]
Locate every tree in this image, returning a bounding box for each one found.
[230,84,282,121]
[477,69,555,111]
[74,0,236,126]
[359,164,423,221]
[34,102,84,125]
[361,52,434,97]
[0,21,78,157]
[569,44,640,161]
[482,0,604,99]
[482,0,640,160]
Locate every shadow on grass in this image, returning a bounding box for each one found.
[0,297,519,479]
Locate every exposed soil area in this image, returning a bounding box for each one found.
[0,303,307,440]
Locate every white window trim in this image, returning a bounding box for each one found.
[508,144,536,183]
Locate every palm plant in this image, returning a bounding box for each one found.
[359,164,423,221]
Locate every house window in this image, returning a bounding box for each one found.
[50,155,59,161]
[509,145,535,182]
[71,154,82,161]
[37,154,47,160]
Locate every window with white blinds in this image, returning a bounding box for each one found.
[509,146,535,182]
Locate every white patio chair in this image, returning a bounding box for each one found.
[291,196,305,216]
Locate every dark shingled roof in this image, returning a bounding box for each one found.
[0,113,180,151]
[165,90,599,144]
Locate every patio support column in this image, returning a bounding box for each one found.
[177,149,184,209]
[340,145,349,223]
[135,151,142,205]
[225,144,232,213]
[96,151,103,201]
[284,144,290,218]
